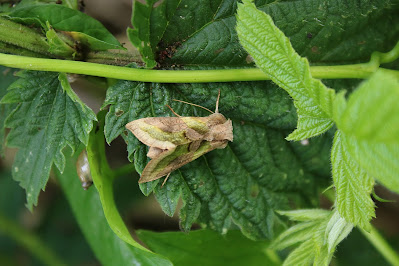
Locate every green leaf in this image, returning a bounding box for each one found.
[336,70,399,143]
[276,209,351,266]
[163,0,399,66]
[0,71,96,210]
[331,130,375,230]
[137,229,280,266]
[334,70,399,193]
[236,0,335,140]
[271,221,321,251]
[283,239,316,266]
[324,210,353,252]
[55,146,172,266]
[127,0,180,67]
[0,67,18,155]
[278,209,331,222]
[102,80,326,240]
[8,5,122,50]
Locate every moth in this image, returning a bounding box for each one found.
[125,90,233,184]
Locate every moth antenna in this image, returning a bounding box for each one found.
[172,99,214,114]
[215,89,221,113]
[166,104,181,117]
[161,173,171,187]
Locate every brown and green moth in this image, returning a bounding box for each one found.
[125,90,233,184]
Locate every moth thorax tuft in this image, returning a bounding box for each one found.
[205,117,233,142]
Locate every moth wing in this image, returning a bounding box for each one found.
[126,118,184,150]
[139,140,228,183]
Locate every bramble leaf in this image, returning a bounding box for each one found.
[331,130,375,230]
[334,70,399,193]
[330,70,399,229]
[236,0,335,140]
[0,71,96,210]
[102,80,327,240]
[274,210,352,266]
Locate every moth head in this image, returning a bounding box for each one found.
[205,113,233,142]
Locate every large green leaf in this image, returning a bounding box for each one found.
[102,80,326,240]
[55,147,172,266]
[8,5,122,50]
[137,229,279,266]
[0,71,96,210]
[163,0,399,66]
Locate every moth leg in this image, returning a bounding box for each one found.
[161,172,171,187]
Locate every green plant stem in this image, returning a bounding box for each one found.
[1,52,397,83]
[359,227,399,266]
[0,213,66,266]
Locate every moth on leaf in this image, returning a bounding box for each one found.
[125,90,233,184]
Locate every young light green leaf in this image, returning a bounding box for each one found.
[271,221,320,250]
[325,210,353,252]
[336,70,399,143]
[277,209,330,222]
[236,0,335,140]
[334,70,399,193]
[276,209,351,266]
[8,5,122,50]
[0,71,96,210]
[283,239,315,266]
[331,130,375,230]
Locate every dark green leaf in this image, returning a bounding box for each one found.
[55,147,172,266]
[0,67,18,155]
[0,71,96,210]
[162,0,399,66]
[103,81,323,240]
[137,229,279,266]
[8,5,122,50]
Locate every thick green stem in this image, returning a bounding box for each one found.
[360,227,399,266]
[1,52,397,83]
[0,213,66,266]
